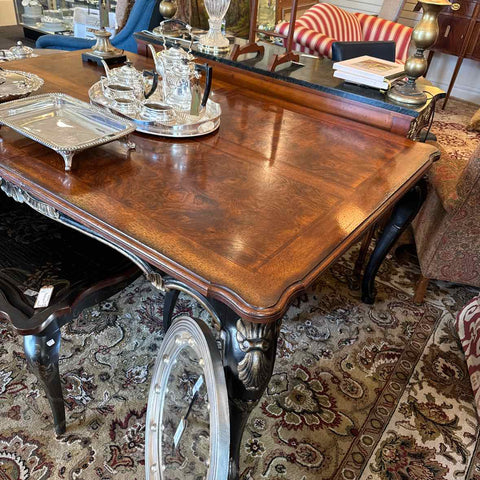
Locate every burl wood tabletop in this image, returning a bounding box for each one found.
[0,52,438,322]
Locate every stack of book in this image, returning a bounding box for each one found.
[333,55,405,90]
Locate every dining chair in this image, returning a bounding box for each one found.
[412,142,480,303]
[0,189,140,434]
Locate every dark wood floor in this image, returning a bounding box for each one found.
[0,25,35,49]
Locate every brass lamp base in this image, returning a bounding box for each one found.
[387,80,428,105]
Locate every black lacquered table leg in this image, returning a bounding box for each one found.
[23,322,65,435]
[209,299,280,480]
[362,178,427,304]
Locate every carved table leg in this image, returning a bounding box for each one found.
[162,287,280,480]
[209,299,280,480]
[362,178,427,304]
[23,323,65,435]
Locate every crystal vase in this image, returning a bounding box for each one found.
[198,0,231,53]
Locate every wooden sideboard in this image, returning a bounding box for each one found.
[427,0,480,107]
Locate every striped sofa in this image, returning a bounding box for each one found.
[276,3,412,63]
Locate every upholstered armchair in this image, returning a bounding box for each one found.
[412,142,480,303]
[36,0,159,53]
[276,3,412,63]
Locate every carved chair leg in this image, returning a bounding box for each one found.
[209,299,280,480]
[351,224,376,289]
[414,274,430,304]
[162,288,180,333]
[362,178,427,304]
[23,324,65,435]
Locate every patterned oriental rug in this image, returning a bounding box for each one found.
[0,99,479,480]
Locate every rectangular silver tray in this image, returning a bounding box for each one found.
[0,93,136,171]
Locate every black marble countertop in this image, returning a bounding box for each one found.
[134,30,445,118]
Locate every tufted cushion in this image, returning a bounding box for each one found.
[354,13,412,63]
[456,295,480,415]
[276,3,363,58]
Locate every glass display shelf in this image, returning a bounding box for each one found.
[13,0,117,40]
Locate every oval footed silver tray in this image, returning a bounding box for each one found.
[145,315,230,480]
[88,81,221,138]
[0,68,44,102]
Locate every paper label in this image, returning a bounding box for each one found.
[173,418,186,450]
[192,375,204,397]
[24,289,38,297]
[34,285,54,309]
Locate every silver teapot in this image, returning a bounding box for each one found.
[147,19,212,114]
[101,59,158,101]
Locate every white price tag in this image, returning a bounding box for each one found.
[34,285,54,309]
[24,289,38,297]
[192,375,204,397]
[173,418,186,450]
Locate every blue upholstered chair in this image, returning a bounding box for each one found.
[36,0,157,53]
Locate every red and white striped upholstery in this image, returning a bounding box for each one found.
[276,3,412,63]
[276,3,362,58]
[355,13,412,63]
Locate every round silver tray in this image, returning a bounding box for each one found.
[88,81,221,138]
[0,69,44,102]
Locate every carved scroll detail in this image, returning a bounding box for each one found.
[236,319,274,391]
[407,102,434,140]
[146,272,165,291]
[1,178,60,220]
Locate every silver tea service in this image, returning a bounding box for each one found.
[88,47,221,137]
[101,59,158,102]
[147,19,213,115]
[101,79,139,102]
[141,102,175,122]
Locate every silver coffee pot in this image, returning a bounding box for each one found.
[147,19,212,114]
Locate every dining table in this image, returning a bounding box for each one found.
[0,50,438,479]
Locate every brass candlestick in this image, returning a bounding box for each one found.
[82,0,126,65]
[90,28,122,57]
[387,0,451,105]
